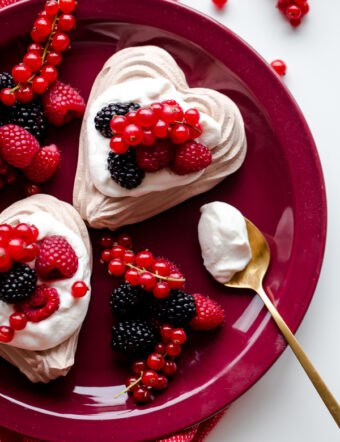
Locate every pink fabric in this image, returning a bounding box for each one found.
[0,1,229,441]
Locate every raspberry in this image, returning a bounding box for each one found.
[35,235,78,279]
[172,141,212,175]
[0,124,39,168]
[42,80,85,127]
[136,139,174,172]
[189,293,224,331]
[16,285,60,322]
[23,144,61,183]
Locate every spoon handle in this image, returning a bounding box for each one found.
[257,286,340,428]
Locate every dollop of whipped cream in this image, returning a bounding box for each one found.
[0,212,91,351]
[198,202,252,283]
[87,77,221,198]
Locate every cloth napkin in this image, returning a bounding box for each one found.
[0,1,229,440]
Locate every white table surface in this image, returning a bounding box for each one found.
[178,0,340,441]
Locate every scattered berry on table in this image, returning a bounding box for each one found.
[189,293,225,331]
[95,102,141,138]
[172,141,212,175]
[42,80,85,126]
[109,282,150,319]
[16,285,60,322]
[149,289,196,326]
[0,124,39,168]
[0,263,37,304]
[107,147,145,189]
[23,144,61,183]
[270,59,287,77]
[111,319,158,357]
[136,139,174,172]
[212,0,228,9]
[35,234,78,279]
[277,0,309,26]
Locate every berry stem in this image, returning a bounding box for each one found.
[114,374,142,399]
[174,120,201,133]
[125,263,186,283]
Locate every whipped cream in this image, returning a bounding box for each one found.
[198,202,251,283]
[87,77,221,198]
[0,212,91,351]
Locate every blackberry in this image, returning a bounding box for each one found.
[111,319,158,356]
[94,102,140,138]
[0,263,37,304]
[108,147,145,189]
[110,282,150,319]
[150,289,196,326]
[0,72,15,90]
[8,101,48,142]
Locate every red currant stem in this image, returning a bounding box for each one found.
[174,120,201,133]
[125,263,186,283]
[114,374,142,399]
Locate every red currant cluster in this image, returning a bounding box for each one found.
[118,324,186,403]
[0,157,19,193]
[277,0,309,27]
[100,234,185,299]
[0,0,76,106]
[108,100,202,155]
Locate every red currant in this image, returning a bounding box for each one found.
[27,43,43,55]
[212,0,227,8]
[162,360,177,376]
[170,124,190,144]
[122,249,135,264]
[117,233,132,248]
[111,245,125,259]
[151,259,171,277]
[58,13,76,31]
[22,243,39,262]
[100,234,114,249]
[9,312,27,330]
[166,342,181,357]
[110,136,129,154]
[132,360,147,376]
[32,76,49,94]
[153,374,168,391]
[0,247,10,268]
[184,108,200,126]
[136,251,154,268]
[108,259,126,276]
[1,88,17,106]
[126,111,137,123]
[23,53,42,72]
[45,0,60,15]
[72,281,88,298]
[161,104,182,123]
[0,326,14,343]
[30,225,39,242]
[41,65,58,84]
[31,28,47,43]
[150,102,164,118]
[0,233,7,247]
[147,353,165,370]
[33,17,52,38]
[153,282,170,299]
[60,0,76,13]
[17,85,34,103]
[139,272,156,290]
[162,99,178,105]
[125,375,140,393]
[110,115,128,134]
[141,370,158,387]
[290,18,302,27]
[14,223,34,243]
[168,272,184,289]
[24,183,40,196]
[154,342,166,354]
[142,129,156,147]
[188,123,202,140]
[125,268,140,286]
[160,324,173,344]
[100,249,112,263]
[7,237,26,260]
[135,108,157,128]
[171,328,186,345]
[286,4,302,19]
[152,119,169,138]
[0,224,12,241]
[270,60,287,77]
[133,386,150,403]
[46,51,63,66]
[51,32,70,52]
[300,2,309,15]
[123,124,143,146]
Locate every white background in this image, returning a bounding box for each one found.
[178,1,340,441]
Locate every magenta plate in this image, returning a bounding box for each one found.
[0,0,327,441]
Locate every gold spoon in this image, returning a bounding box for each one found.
[225,218,340,427]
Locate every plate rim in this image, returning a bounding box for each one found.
[0,0,327,440]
